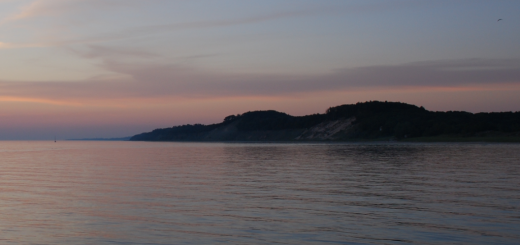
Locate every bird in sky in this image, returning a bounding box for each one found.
[498,19,503,21]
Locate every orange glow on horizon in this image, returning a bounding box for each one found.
[0,96,86,106]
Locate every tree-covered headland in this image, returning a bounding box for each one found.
[130,101,520,142]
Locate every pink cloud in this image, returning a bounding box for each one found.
[0,58,519,105]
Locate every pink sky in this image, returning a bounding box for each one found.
[0,0,519,139]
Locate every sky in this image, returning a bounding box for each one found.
[0,0,519,140]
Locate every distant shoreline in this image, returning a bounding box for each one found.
[120,137,520,144]
[64,136,520,143]
[67,137,131,141]
[399,136,520,143]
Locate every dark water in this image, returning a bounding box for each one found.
[0,141,519,244]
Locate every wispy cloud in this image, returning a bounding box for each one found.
[0,0,426,48]
[68,45,159,59]
[1,0,69,24]
[2,9,335,48]
[1,58,518,106]
[0,96,84,106]
[0,0,150,25]
[0,41,44,49]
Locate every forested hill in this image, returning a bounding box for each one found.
[130,101,520,142]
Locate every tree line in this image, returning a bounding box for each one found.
[130,101,520,141]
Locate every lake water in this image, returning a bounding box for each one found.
[0,141,519,244]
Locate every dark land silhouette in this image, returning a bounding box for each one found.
[130,101,520,142]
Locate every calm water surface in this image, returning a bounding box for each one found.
[0,141,519,244]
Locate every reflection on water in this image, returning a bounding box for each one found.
[0,141,519,244]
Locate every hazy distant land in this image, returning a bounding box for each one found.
[68,137,132,141]
[130,101,520,142]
